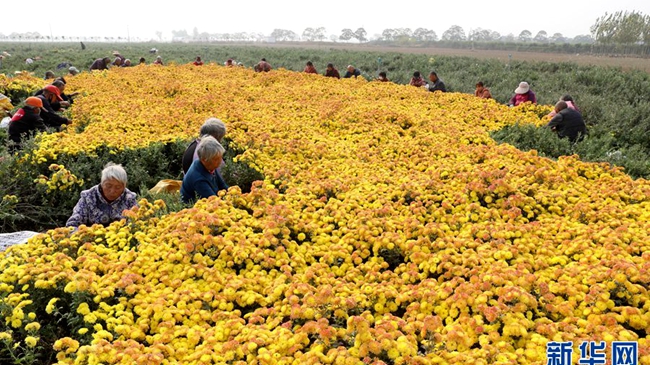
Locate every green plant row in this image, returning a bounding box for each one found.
[0,135,263,233]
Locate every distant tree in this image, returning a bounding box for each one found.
[354,28,367,42]
[469,28,497,42]
[518,30,532,42]
[172,29,190,40]
[500,33,516,42]
[490,31,501,41]
[155,31,163,41]
[413,28,438,41]
[340,28,355,41]
[442,25,466,41]
[591,11,648,44]
[572,34,595,44]
[271,29,297,41]
[381,28,396,41]
[193,27,199,39]
[394,28,413,42]
[314,27,327,41]
[302,28,316,41]
[550,32,566,43]
[533,30,548,43]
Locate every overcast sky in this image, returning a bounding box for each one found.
[2,0,649,41]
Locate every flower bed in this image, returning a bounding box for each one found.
[1,65,649,364]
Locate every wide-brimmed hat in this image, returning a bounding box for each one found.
[515,82,530,94]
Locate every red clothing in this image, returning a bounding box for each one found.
[255,61,271,72]
[304,65,317,74]
[193,61,204,66]
[475,87,492,99]
[409,77,426,87]
[325,68,340,79]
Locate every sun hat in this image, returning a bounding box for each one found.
[25,97,43,108]
[515,82,530,94]
[44,84,63,101]
[69,66,79,74]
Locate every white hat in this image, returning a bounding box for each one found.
[515,82,530,94]
[69,66,80,74]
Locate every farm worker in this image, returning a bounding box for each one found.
[193,56,204,66]
[409,71,427,87]
[7,97,46,152]
[548,94,578,117]
[153,56,164,65]
[225,59,235,67]
[304,61,317,74]
[181,136,228,204]
[343,65,361,78]
[66,163,138,228]
[44,71,55,80]
[122,59,132,67]
[324,63,340,79]
[112,57,123,67]
[547,101,587,143]
[139,57,146,65]
[112,51,125,64]
[68,66,80,76]
[0,93,13,116]
[36,85,70,129]
[377,71,390,82]
[90,57,111,71]
[426,71,447,92]
[509,81,537,106]
[254,58,272,72]
[182,117,228,176]
[34,80,75,110]
[475,82,492,99]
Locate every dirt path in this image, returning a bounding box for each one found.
[242,42,650,72]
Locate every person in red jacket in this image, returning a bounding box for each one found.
[8,97,47,151]
[193,56,204,66]
[304,61,317,74]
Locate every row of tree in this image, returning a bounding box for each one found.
[2,11,647,45]
[591,11,650,44]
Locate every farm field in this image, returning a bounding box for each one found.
[236,42,650,72]
[0,62,649,365]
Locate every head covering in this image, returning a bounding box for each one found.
[25,96,43,108]
[44,84,63,101]
[69,66,80,74]
[515,82,530,94]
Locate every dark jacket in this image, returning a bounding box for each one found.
[343,68,361,78]
[428,79,447,93]
[325,68,340,79]
[547,108,587,142]
[182,139,199,175]
[8,106,46,148]
[181,159,228,204]
[34,88,73,111]
[90,58,108,71]
[36,95,69,128]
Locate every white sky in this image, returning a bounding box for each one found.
[1,0,649,41]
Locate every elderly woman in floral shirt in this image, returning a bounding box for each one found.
[66,163,137,227]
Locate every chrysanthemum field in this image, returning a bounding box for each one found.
[1,65,649,365]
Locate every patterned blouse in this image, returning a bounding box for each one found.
[66,185,137,227]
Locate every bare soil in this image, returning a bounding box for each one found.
[242,42,650,72]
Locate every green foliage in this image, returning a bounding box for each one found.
[0,135,264,232]
[490,123,650,179]
[591,11,649,44]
